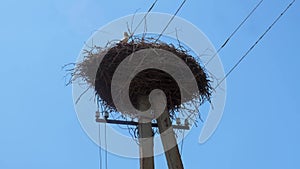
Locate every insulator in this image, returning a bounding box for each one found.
[176,118,181,125]
[184,119,189,126]
[95,110,100,119]
[104,111,109,119]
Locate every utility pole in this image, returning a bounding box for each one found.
[95,96,188,169]
[138,95,154,169]
[157,109,184,169]
[150,91,184,169]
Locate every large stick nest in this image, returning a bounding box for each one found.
[73,37,212,118]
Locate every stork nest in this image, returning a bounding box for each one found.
[71,37,212,118]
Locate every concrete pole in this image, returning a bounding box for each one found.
[156,109,184,169]
[137,95,154,169]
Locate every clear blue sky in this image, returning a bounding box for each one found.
[0,0,299,169]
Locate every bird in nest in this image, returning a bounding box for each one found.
[120,32,129,44]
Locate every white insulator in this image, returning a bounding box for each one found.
[176,118,181,125]
[95,110,100,119]
[184,119,189,126]
[104,111,109,119]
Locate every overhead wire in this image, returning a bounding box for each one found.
[104,122,108,169]
[130,0,158,37]
[98,124,103,169]
[155,0,187,43]
[216,0,296,89]
[97,97,103,169]
[205,0,264,66]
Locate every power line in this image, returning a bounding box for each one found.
[96,97,103,169]
[104,122,108,169]
[216,0,295,89]
[98,124,102,169]
[155,0,187,43]
[205,0,264,66]
[130,0,158,37]
[97,97,104,169]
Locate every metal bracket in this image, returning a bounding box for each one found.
[96,118,189,130]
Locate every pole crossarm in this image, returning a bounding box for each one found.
[95,118,190,130]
